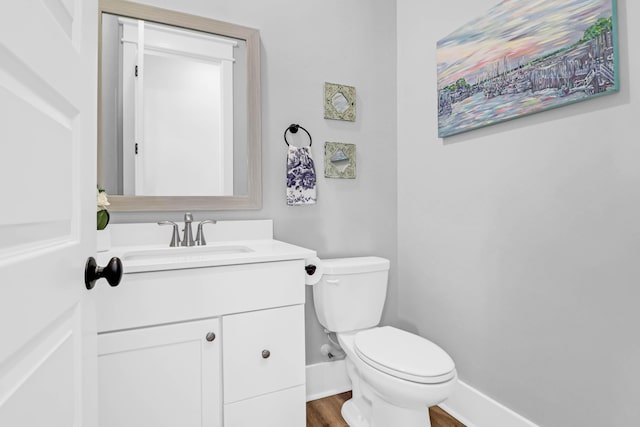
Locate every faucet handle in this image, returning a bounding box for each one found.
[158,221,181,247]
[195,220,216,246]
[184,212,193,223]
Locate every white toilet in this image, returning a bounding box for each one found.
[311,257,457,427]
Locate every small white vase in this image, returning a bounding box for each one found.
[97,229,111,252]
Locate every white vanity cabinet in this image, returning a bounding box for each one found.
[96,256,309,427]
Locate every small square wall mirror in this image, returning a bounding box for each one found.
[324,82,356,122]
[324,142,356,179]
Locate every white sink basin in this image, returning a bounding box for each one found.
[124,245,253,263]
[116,244,258,273]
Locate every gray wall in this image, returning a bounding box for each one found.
[110,0,398,365]
[398,1,639,426]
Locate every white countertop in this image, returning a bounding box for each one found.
[98,239,316,274]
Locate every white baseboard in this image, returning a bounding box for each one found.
[305,360,352,402]
[440,380,539,427]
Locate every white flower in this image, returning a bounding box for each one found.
[97,189,110,211]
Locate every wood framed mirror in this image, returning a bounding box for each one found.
[98,0,261,211]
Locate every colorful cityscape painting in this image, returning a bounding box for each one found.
[437,0,618,138]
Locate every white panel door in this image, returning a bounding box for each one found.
[0,0,98,426]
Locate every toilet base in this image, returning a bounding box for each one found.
[371,395,432,427]
[341,399,369,427]
[341,363,433,427]
[341,396,431,427]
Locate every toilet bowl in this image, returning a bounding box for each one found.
[310,257,457,427]
[338,328,456,427]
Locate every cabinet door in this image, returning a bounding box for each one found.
[223,305,305,403]
[98,318,221,427]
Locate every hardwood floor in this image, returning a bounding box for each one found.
[306,391,465,427]
[307,392,352,427]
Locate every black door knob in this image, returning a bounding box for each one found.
[85,257,123,290]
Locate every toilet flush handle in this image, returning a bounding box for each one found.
[326,279,340,285]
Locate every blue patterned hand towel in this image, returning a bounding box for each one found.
[287,146,317,205]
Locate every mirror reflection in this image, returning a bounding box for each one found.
[100,12,249,198]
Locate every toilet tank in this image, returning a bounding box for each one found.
[313,257,390,333]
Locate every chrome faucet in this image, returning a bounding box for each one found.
[159,213,211,247]
[157,221,181,247]
[195,220,216,246]
[181,212,195,247]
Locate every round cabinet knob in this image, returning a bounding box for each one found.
[262,349,271,359]
[206,332,216,342]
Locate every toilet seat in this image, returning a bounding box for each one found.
[354,326,456,384]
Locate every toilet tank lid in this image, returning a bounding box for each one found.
[322,257,390,275]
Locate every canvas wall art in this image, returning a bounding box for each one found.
[437,0,618,138]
